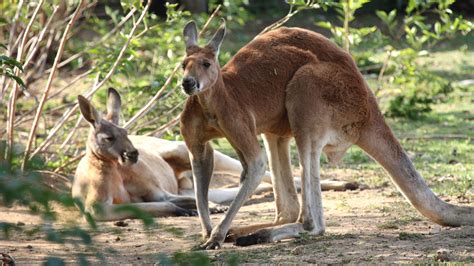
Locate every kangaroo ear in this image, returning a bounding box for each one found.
[78,95,100,128]
[183,20,198,50]
[207,19,226,56]
[106,87,121,125]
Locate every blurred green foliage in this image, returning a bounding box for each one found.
[0,45,25,89]
[0,160,98,263]
[310,0,472,118]
[0,0,472,263]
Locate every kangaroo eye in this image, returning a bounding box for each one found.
[202,62,211,68]
[105,136,115,142]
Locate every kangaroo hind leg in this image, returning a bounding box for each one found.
[227,133,299,241]
[235,66,329,246]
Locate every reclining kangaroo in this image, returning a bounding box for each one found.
[179,20,474,249]
[72,88,356,221]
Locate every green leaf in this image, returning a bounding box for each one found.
[407,0,417,13]
[0,17,7,27]
[315,21,332,29]
[434,22,441,35]
[6,71,26,88]
[0,55,23,71]
[388,10,397,23]
[376,10,388,23]
[44,257,66,266]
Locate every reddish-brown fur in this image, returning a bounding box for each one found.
[180,22,473,249]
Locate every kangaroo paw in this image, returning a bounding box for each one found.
[210,205,228,214]
[201,241,221,250]
[234,230,271,246]
[175,207,197,217]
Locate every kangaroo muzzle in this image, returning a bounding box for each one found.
[182,77,199,95]
[122,149,139,164]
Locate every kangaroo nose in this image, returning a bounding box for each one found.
[182,77,197,93]
[123,150,139,163]
[182,77,196,88]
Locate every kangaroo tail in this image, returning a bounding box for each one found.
[208,183,273,205]
[356,107,473,226]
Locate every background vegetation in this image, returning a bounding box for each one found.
[1,0,472,264]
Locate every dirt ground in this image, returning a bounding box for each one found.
[1,173,473,265]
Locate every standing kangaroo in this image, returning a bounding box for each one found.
[179,20,474,249]
[73,88,351,221]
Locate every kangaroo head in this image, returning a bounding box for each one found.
[181,19,226,95]
[77,88,138,165]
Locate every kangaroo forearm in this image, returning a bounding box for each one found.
[190,143,215,236]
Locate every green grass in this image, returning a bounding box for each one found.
[398,232,424,240]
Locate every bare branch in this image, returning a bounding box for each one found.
[6,0,25,56]
[375,49,392,97]
[44,6,137,74]
[59,73,100,150]
[255,1,320,39]
[144,114,181,137]
[46,69,93,101]
[5,0,45,166]
[23,4,61,67]
[21,0,86,171]
[53,152,85,174]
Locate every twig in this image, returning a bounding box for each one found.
[144,114,181,137]
[255,1,318,39]
[4,69,92,130]
[33,170,71,184]
[30,0,153,158]
[46,69,93,101]
[44,6,137,74]
[131,89,182,133]
[5,0,44,166]
[343,0,350,52]
[401,135,472,141]
[23,4,61,68]
[54,152,85,174]
[375,49,392,97]
[59,73,100,150]
[21,0,86,171]
[123,63,181,129]
[6,0,25,57]
[123,4,222,129]
[200,5,222,38]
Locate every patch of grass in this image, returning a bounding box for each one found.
[317,233,358,241]
[341,257,352,264]
[377,220,400,230]
[398,232,424,240]
[293,232,357,245]
[362,255,374,262]
[186,233,202,241]
[378,215,423,230]
[335,198,351,211]
[162,226,185,237]
[376,205,392,213]
[157,251,211,265]
[325,220,341,227]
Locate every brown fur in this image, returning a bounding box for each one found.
[180,22,474,249]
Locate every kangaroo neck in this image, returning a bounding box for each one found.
[196,75,227,116]
[85,134,118,169]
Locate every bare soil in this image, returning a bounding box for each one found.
[1,174,473,265]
